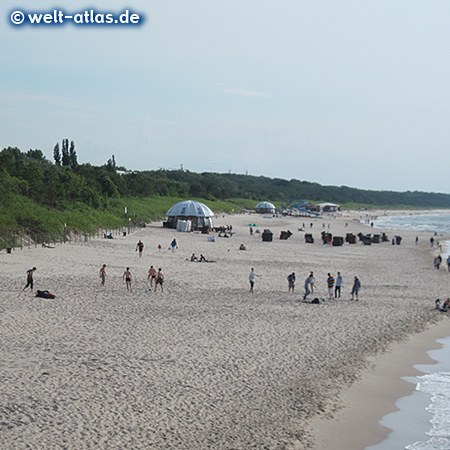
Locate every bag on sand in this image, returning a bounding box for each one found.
[36,290,56,299]
[311,298,320,304]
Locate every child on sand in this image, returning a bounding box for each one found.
[99,264,107,286]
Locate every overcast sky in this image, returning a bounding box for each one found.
[2,1,450,193]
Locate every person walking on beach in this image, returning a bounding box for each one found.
[309,271,316,294]
[99,264,107,286]
[351,276,361,301]
[22,267,36,292]
[327,273,335,299]
[447,255,450,272]
[123,267,132,292]
[249,268,261,293]
[335,272,343,298]
[170,239,178,252]
[148,265,157,289]
[430,237,434,247]
[303,273,314,300]
[136,240,144,257]
[287,272,296,292]
[155,268,164,292]
[434,255,442,270]
[415,236,419,245]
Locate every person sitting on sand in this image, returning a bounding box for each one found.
[190,253,197,262]
[41,241,54,248]
[435,299,445,311]
[442,299,450,311]
[123,267,132,292]
[199,254,206,262]
[239,244,247,251]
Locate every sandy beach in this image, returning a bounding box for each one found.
[1,210,449,449]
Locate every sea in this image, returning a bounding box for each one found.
[372,213,450,235]
[365,213,450,450]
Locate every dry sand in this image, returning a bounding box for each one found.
[1,210,449,449]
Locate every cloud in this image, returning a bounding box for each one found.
[223,88,270,98]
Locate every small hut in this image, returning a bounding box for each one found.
[164,200,214,230]
[255,201,276,214]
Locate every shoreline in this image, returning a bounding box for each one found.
[309,317,450,450]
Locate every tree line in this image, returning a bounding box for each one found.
[1,143,450,237]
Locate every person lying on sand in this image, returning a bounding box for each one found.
[42,241,54,248]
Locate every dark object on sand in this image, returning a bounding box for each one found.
[262,229,273,242]
[321,232,332,244]
[280,230,292,240]
[346,233,356,244]
[305,233,314,244]
[36,290,55,299]
[372,234,380,244]
[332,236,344,246]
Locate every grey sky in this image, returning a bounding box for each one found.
[2,1,450,193]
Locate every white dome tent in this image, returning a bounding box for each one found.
[164,200,214,230]
[255,201,276,214]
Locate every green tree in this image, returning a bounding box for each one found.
[53,143,61,166]
[69,141,78,168]
[61,139,70,167]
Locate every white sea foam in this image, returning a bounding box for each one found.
[405,372,450,450]
[366,337,450,450]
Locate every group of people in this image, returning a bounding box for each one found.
[301,271,360,301]
[248,268,361,301]
[99,264,165,292]
[287,271,360,301]
[135,239,178,257]
[189,253,207,262]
